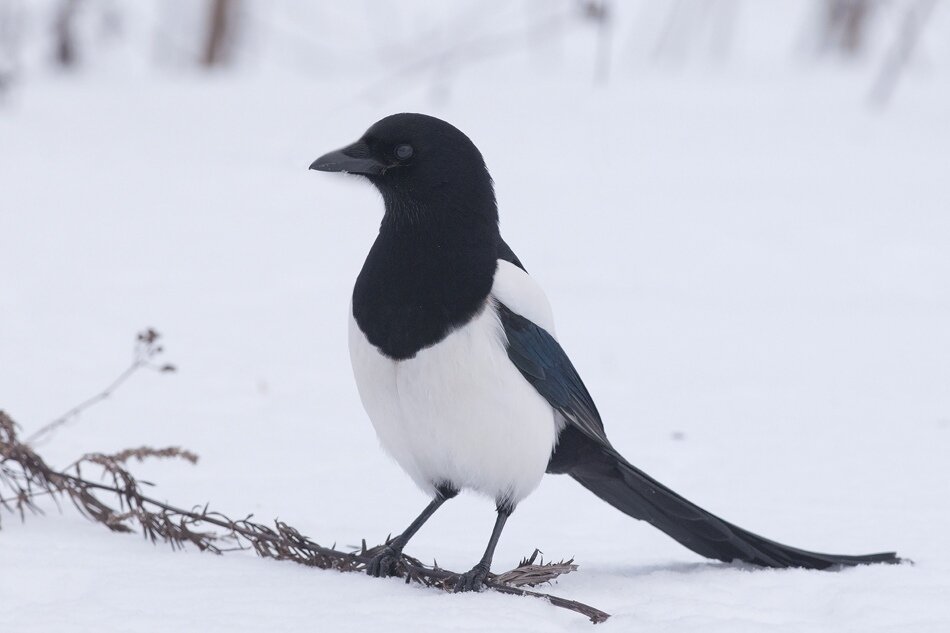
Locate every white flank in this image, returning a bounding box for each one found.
[348,259,559,505]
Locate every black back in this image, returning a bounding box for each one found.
[497,237,526,272]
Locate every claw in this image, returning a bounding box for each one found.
[366,545,402,578]
[453,562,491,593]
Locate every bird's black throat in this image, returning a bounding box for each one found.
[352,194,501,361]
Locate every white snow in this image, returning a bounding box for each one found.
[2,2,950,631]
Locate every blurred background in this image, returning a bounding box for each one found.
[1,0,947,101]
[2,1,949,631]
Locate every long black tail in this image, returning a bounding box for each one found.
[557,430,899,569]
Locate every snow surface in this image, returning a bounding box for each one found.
[2,2,950,631]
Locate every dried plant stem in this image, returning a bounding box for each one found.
[1,410,609,623]
[26,328,176,446]
[27,363,141,445]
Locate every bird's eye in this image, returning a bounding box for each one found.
[395,144,414,160]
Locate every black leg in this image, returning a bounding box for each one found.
[454,503,514,592]
[367,486,456,578]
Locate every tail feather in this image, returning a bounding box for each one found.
[564,434,899,569]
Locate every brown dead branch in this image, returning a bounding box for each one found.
[1,408,609,623]
[3,329,608,621]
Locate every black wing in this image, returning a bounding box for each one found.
[496,302,610,448]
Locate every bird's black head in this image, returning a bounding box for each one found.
[310,113,498,229]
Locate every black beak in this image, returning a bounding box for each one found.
[309,140,385,175]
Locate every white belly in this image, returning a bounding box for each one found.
[348,300,557,506]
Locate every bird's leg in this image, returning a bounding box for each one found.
[453,502,513,592]
[367,485,457,578]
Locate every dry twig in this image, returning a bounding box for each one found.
[2,387,609,624]
[25,328,176,446]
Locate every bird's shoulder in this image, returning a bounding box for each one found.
[490,244,555,336]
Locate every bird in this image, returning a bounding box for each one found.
[309,113,899,592]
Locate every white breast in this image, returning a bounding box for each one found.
[347,259,558,505]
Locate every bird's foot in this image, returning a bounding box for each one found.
[453,562,491,593]
[366,544,403,578]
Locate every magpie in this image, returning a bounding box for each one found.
[309,113,899,592]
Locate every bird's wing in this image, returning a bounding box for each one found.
[495,301,610,447]
[490,249,603,444]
